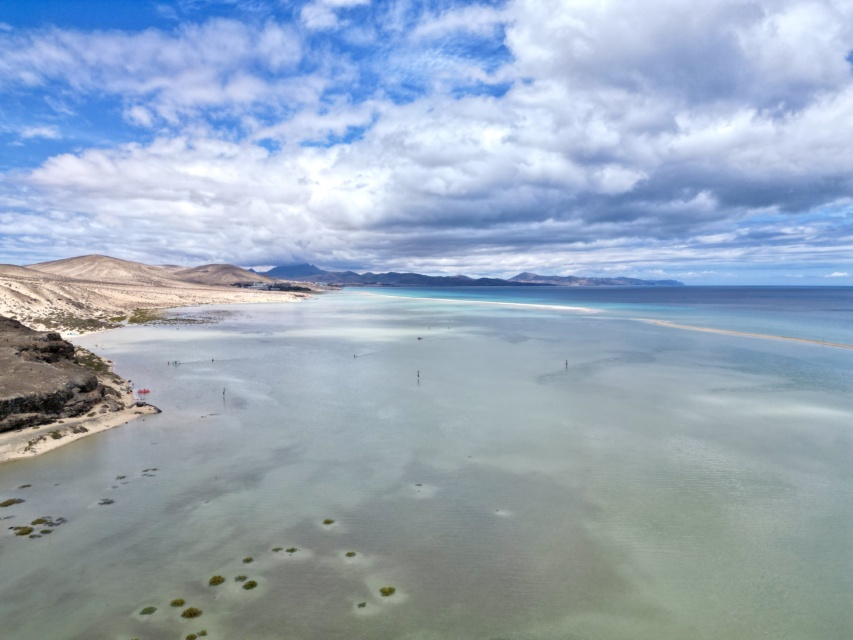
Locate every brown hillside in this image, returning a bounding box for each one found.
[29,254,179,286]
[172,264,273,286]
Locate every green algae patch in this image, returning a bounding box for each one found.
[170,599,186,607]
[14,526,34,536]
[379,586,396,597]
[345,551,357,558]
[181,607,203,619]
[208,575,225,586]
[139,606,157,615]
[1,498,24,507]
[272,547,283,552]
[235,575,248,582]
[243,580,258,590]
[242,556,254,563]
[128,308,163,325]
[322,519,335,525]
[286,547,298,554]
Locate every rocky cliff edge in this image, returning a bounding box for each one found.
[0,315,144,434]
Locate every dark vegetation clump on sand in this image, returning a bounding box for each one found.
[74,349,111,373]
[128,308,163,325]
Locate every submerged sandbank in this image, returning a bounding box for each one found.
[361,291,600,314]
[642,319,853,350]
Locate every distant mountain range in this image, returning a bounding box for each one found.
[265,264,685,287]
[508,272,685,287]
[264,263,327,278]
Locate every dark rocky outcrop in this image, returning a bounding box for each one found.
[0,316,120,433]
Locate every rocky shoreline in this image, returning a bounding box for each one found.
[0,315,159,462]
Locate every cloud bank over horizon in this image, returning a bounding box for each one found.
[1,0,852,284]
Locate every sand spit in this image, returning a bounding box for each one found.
[1,255,313,335]
[642,319,853,350]
[361,291,601,314]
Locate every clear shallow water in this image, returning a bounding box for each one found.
[0,288,851,640]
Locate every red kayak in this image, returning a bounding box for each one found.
[137,389,151,394]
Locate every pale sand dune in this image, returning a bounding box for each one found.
[0,255,310,334]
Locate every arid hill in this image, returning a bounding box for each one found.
[171,264,274,286]
[30,254,178,286]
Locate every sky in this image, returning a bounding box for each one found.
[1,0,852,284]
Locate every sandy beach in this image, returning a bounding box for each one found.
[0,390,159,464]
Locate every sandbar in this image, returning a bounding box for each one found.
[641,319,853,350]
[361,291,600,314]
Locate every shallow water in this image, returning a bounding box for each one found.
[1,289,851,640]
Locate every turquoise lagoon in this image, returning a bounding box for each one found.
[0,287,851,639]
